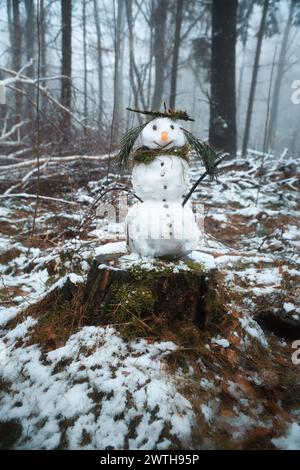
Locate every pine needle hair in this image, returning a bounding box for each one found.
[117,105,218,179]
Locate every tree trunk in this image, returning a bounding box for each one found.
[169,0,184,109]
[61,0,72,131]
[7,1,13,54]
[242,0,269,157]
[111,0,125,144]
[25,0,35,119]
[147,0,155,108]
[125,0,147,113]
[12,0,22,124]
[125,0,139,110]
[267,0,294,153]
[93,0,104,126]
[25,0,35,72]
[82,0,88,125]
[151,0,169,110]
[209,0,237,156]
[40,0,47,80]
[236,44,246,123]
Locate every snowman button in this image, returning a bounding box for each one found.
[161,162,164,166]
[164,185,167,189]
[163,204,168,208]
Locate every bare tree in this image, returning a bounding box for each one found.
[126,0,139,110]
[93,0,104,126]
[111,0,125,143]
[7,1,13,53]
[25,1,35,72]
[61,0,72,130]
[267,0,294,152]
[151,0,169,110]
[125,0,147,113]
[169,0,184,109]
[12,0,22,123]
[40,0,47,80]
[242,0,269,157]
[209,0,237,155]
[25,0,35,119]
[82,0,88,124]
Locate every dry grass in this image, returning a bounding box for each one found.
[9,280,86,352]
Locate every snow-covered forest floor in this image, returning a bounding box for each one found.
[0,151,300,450]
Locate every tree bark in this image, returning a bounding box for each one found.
[125,0,139,110]
[209,0,237,156]
[12,0,22,124]
[61,0,72,130]
[93,0,104,126]
[82,0,88,125]
[242,0,269,157]
[267,0,294,152]
[147,1,155,108]
[151,0,169,110]
[7,1,13,54]
[25,0,35,72]
[169,0,184,109]
[125,0,147,113]
[82,258,224,334]
[25,0,35,119]
[111,0,125,144]
[40,0,47,81]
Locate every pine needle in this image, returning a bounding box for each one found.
[182,129,218,179]
[116,123,147,170]
[126,107,194,122]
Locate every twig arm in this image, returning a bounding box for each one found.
[182,155,228,206]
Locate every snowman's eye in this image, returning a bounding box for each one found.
[170,124,174,130]
[152,125,157,130]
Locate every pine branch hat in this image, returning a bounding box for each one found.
[116,104,218,179]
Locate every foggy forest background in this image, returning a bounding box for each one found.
[0,0,300,161]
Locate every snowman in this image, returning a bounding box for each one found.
[117,106,218,258]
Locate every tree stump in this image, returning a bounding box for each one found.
[81,255,224,340]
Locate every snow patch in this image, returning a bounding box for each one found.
[272,423,300,450]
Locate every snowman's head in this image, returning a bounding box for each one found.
[141,117,186,149]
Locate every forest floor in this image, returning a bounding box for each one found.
[0,150,299,450]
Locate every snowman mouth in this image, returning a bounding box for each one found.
[153,140,174,149]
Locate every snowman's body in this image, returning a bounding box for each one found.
[125,117,201,257]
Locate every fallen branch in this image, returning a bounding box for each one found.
[0,193,79,206]
[4,160,50,195]
[0,120,29,141]
[0,154,111,171]
[1,62,95,131]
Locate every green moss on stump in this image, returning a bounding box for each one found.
[82,258,225,341]
[18,257,225,349]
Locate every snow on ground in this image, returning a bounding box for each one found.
[0,326,194,449]
[0,150,299,449]
[272,423,300,450]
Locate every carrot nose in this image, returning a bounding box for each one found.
[161,131,168,142]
